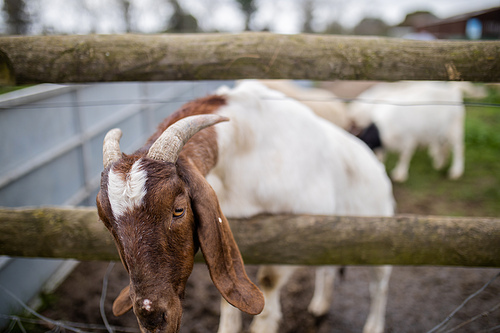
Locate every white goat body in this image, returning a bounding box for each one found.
[348,81,467,182]
[209,81,395,333]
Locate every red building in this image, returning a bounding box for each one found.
[417,7,500,40]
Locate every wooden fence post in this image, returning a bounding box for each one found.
[1,207,499,267]
[0,33,499,84]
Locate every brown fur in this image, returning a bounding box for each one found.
[96,94,264,333]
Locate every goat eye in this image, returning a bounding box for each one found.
[173,208,185,218]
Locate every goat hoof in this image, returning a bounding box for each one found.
[390,171,408,183]
[448,168,463,180]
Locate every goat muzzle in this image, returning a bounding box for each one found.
[134,296,182,333]
[136,301,165,332]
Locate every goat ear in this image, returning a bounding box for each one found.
[112,285,133,316]
[189,173,264,315]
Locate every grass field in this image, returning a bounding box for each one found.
[387,84,500,218]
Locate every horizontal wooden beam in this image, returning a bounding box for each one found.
[0,206,499,267]
[0,33,499,84]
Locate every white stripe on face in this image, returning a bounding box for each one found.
[108,159,147,219]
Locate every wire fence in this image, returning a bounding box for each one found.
[1,95,499,111]
[427,271,500,333]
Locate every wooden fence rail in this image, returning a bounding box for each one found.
[0,33,499,85]
[0,206,499,267]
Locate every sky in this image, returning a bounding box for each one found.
[2,0,499,35]
[254,0,500,32]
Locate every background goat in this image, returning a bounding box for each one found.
[97,80,395,333]
[347,81,478,182]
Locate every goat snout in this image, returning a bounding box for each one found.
[135,299,166,332]
[134,296,182,333]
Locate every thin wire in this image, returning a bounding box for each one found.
[3,316,17,333]
[0,96,190,110]
[1,96,499,110]
[442,301,500,333]
[480,324,500,332]
[100,262,116,333]
[0,314,140,333]
[0,283,91,333]
[427,271,500,333]
[16,319,27,333]
[49,326,61,333]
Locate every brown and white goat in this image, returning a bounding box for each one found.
[97,106,264,332]
[97,80,395,333]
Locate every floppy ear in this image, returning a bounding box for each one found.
[112,285,133,316]
[188,171,264,315]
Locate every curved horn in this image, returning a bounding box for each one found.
[103,128,123,169]
[147,114,229,163]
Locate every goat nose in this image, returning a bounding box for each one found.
[135,299,166,331]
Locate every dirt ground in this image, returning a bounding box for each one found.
[36,81,500,333]
[40,258,500,333]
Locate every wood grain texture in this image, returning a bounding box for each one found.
[1,207,498,267]
[0,33,499,84]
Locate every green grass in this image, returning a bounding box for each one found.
[388,85,500,218]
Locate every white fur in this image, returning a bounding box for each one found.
[348,81,468,182]
[258,79,350,129]
[108,159,147,218]
[208,80,395,333]
[210,80,393,218]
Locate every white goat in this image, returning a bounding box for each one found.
[210,81,394,333]
[348,81,473,182]
[258,79,350,129]
[97,80,395,333]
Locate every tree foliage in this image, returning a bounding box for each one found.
[236,0,257,31]
[165,0,199,33]
[2,0,29,35]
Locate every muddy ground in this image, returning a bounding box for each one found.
[39,260,500,333]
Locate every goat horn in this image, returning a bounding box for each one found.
[103,128,123,169]
[147,114,229,163]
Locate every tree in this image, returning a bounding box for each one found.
[353,18,389,36]
[302,0,314,33]
[323,21,344,35]
[2,0,30,35]
[236,0,256,31]
[118,0,132,33]
[165,0,199,32]
[398,11,439,29]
